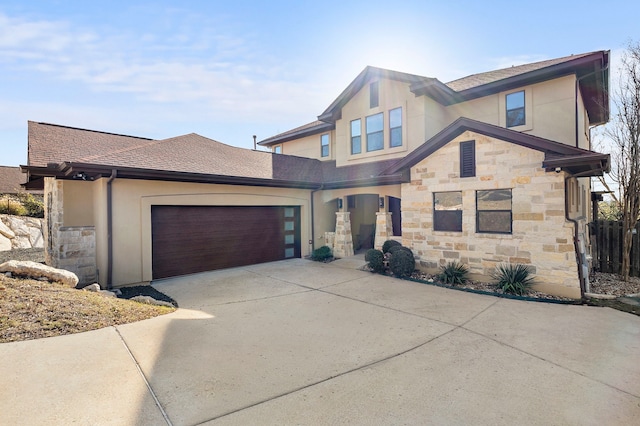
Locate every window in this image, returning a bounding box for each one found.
[506,91,525,127]
[389,108,402,147]
[321,134,329,157]
[370,81,379,108]
[476,189,512,234]
[434,192,463,232]
[460,140,475,177]
[273,145,281,154]
[366,113,384,151]
[351,119,362,154]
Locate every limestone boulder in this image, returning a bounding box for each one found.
[4,216,29,236]
[0,234,12,251]
[0,220,15,239]
[0,260,79,287]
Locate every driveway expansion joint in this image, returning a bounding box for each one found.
[195,327,458,424]
[114,327,173,426]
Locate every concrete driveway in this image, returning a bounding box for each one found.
[1,258,639,425]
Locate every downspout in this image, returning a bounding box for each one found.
[310,184,324,253]
[106,169,117,290]
[564,169,602,298]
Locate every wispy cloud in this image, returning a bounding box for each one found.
[0,11,321,124]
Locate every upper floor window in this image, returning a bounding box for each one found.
[476,189,512,234]
[389,107,402,147]
[366,113,384,152]
[370,81,379,108]
[460,140,475,177]
[506,91,525,127]
[320,134,329,157]
[273,145,282,154]
[351,119,362,154]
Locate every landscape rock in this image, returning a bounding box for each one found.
[4,216,30,236]
[0,260,79,287]
[11,236,32,249]
[131,295,175,308]
[0,220,15,239]
[0,234,12,251]
[0,214,44,251]
[98,290,117,298]
[82,283,101,292]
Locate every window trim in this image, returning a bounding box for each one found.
[389,107,402,148]
[273,145,282,154]
[351,119,362,155]
[320,133,329,158]
[433,191,463,232]
[476,189,512,234]
[366,112,384,152]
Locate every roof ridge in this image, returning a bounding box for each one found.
[29,121,153,141]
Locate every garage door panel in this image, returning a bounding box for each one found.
[151,206,300,279]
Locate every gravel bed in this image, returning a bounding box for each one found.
[0,248,45,264]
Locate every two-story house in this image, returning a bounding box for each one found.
[22,50,610,298]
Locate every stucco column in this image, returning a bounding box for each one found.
[375,211,393,250]
[333,211,354,258]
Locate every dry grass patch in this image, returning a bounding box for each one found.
[0,275,175,343]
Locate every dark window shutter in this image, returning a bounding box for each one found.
[460,141,475,177]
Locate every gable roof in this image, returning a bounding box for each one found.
[384,117,610,176]
[312,50,609,128]
[317,67,436,123]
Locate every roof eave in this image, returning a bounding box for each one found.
[22,163,323,190]
[258,122,335,146]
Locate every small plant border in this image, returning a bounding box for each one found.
[401,275,580,305]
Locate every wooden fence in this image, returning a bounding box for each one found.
[590,220,640,277]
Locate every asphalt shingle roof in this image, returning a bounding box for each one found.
[0,166,26,193]
[445,52,597,92]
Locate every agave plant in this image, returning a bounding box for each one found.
[438,261,469,285]
[492,263,535,295]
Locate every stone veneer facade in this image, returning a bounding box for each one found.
[401,131,581,298]
[44,178,97,286]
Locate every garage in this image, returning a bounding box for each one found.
[151,205,301,279]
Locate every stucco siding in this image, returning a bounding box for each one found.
[273,130,335,160]
[401,130,580,298]
[336,78,426,167]
[60,179,312,287]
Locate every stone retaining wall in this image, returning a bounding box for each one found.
[0,214,44,251]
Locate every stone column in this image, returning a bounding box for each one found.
[375,211,393,250]
[333,211,354,258]
[44,177,63,267]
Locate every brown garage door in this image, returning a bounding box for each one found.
[151,205,301,279]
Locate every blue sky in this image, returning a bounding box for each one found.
[1,0,638,166]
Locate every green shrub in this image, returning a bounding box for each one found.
[382,239,402,253]
[492,263,535,295]
[0,197,27,216]
[389,248,415,278]
[16,193,44,218]
[365,249,385,273]
[438,261,469,285]
[312,245,333,262]
[388,245,412,255]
